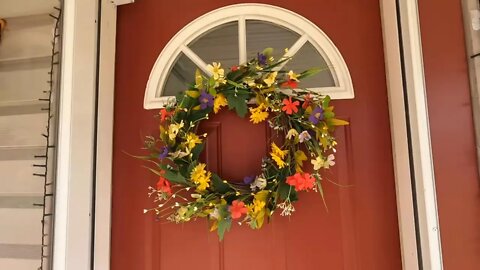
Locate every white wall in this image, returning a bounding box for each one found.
[0,7,57,270]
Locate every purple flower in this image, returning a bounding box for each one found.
[257,53,267,66]
[309,106,324,125]
[243,175,255,184]
[158,146,169,159]
[198,91,214,110]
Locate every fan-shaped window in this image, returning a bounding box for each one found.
[144,4,353,109]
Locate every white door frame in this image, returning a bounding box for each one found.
[53,0,443,269]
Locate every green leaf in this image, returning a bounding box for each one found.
[226,80,244,89]
[226,94,249,117]
[262,47,274,57]
[277,180,298,202]
[211,173,232,193]
[150,165,190,185]
[191,143,204,160]
[328,118,349,126]
[322,95,331,108]
[217,218,232,241]
[323,111,335,119]
[298,68,319,79]
[188,109,210,123]
[313,174,328,211]
[298,67,329,80]
[208,87,217,96]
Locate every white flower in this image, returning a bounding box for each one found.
[209,208,220,220]
[324,154,335,169]
[250,175,267,191]
[311,156,324,171]
[169,149,189,159]
[277,201,295,216]
[311,154,336,170]
[298,130,311,143]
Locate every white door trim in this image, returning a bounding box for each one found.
[55,1,442,269]
[53,0,98,269]
[380,1,420,268]
[93,1,117,269]
[396,0,444,268]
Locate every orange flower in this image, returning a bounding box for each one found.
[281,97,300,115]
[286,173,316,191]
[159,108,173,123]
[229,200,248,219]
[281,80,298,89]
[302,94,312,109]
[156,176,172,195]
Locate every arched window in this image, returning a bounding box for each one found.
[144,4,353,109]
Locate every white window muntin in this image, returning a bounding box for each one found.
[144,4,354,109]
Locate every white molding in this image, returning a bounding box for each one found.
[143,3,354,110]
[93,1,116,269]
[111,0,134,6]
[380,1,419,269]
[53,0,98,269]
[398,0,444,269]
[461,0,480,178]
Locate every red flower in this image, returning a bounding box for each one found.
[229,200,248,219]
[159,108,172,123]
[281,80,298,89]
[281,97,300,115]
[156,176,172,195]
[302,94,312,109]
[231,65,239,71]
[286,173,316,191]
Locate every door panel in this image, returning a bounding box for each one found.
[112,1,401,269]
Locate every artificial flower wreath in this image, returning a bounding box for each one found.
[142,48,348,240]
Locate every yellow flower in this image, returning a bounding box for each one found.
[294,150,307,173]
[288,70,300,81]
[248,190,269,229]
[185,133,202,150]
[190,163,211,191]
[207,62,224,80]
[270,142,287,168]
[213,93,228,113]
[271,154,286,168]
[249,104,269,124]
[271,142,287,159]
[311,156,324,171]
[286,129,298,140]
[263,71,278,87]
[168,120,184,140]
[194,69,203,88]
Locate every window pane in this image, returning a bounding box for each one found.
[246,20,299,61]
[163,52,197,97]
[188,21,239,70]
[284,41,336,88]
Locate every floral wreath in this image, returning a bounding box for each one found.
[142,48,348,240]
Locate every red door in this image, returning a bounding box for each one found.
[111,1,402,269]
